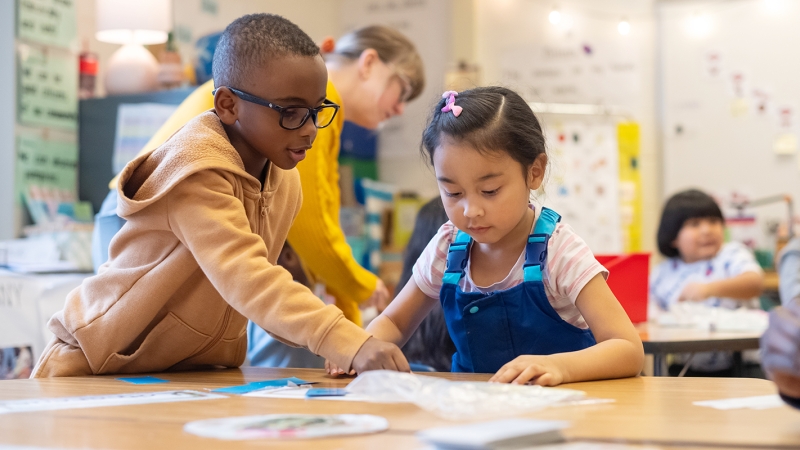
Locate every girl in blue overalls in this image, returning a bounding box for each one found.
[327,87,644,385]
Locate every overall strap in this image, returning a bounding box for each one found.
[443,230,472,285]
[523,207,561,282]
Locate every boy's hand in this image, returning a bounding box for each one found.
[489,355,565,386]
[351,337,410,373]
[678,282,710,302]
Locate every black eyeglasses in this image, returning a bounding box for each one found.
[213,86,340,130]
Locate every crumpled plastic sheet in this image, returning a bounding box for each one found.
[345,370,588,420]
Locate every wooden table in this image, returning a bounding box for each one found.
[0,368,797,449]
[637,322,763,376]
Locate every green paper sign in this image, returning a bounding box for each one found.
[16,0,78,50]
[17,45,78,130]
[15,134,78,204]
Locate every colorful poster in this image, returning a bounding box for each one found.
[542,121,622,254]
[15,134,78,204]
[17,44,78,130]
[16,0,78,49]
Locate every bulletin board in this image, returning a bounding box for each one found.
[15,132,78,204]
[17,44,78,130]
[660,1,800,242]
[16,0,77,50]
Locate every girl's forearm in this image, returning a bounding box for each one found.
[706,271,763,300]
[365,314,407,347]
[550,338,644,384]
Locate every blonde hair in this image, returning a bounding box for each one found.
[326,25,425,101]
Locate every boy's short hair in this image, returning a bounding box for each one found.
[212,13,320,89]
[657,189,724,258]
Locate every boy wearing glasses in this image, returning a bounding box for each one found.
[32,14,410,377]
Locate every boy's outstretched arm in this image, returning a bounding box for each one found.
[167,171,403,373]
[491,274,644,385]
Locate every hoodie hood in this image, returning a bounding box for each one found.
[116,110,282,217]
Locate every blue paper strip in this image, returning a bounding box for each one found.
[116,376,169,385]
[212,377,314,394]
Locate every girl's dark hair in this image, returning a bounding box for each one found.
[399,197,455,372]
[421,86,546,175]
[657,189,724,258]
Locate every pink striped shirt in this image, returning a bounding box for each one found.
[412,205,607,329]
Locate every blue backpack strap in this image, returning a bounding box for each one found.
[523,207,562,282]
[443,230,472,285]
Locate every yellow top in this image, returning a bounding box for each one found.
[109,79,377,326]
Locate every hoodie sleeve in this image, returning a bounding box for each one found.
[166,169,371,370]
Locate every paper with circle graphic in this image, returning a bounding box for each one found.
[184,414,389,440]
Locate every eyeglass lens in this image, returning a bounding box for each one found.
[281,105,337,129]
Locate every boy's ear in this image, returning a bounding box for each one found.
[527,153,548,190]
[357,48,380,80]
[214,87,239,125]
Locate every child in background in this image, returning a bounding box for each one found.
[650,189,764,375]
[398,197,455,372]
[328,87,643,384]
[32,14,407,377]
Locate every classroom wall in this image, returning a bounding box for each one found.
[660,0,800,248]
[1,1,18,240]
[75,0,345,97]
[473,0,660,253]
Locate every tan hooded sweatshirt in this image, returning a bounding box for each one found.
[32,111,371,377]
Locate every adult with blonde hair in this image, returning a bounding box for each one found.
[92,24,425,368]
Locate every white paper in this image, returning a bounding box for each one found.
[113,103,178,174]
[0,390,226,414]
[693,394,784,410]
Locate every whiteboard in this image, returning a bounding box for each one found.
[660,1,800,243]
[474,0,656,253]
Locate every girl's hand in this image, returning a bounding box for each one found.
[324,359,355,377]
[678,282,710,302]
[488,355,565,386]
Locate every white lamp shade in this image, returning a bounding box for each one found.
[95,0,172,45]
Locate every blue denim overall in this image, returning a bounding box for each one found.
[440,207,597,373]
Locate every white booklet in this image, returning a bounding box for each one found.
[417,418,568,450]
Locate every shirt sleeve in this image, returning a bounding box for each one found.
[780,237,800,305]
[546,223,609,305]
[412,222,456,299]
[723,242,764,277]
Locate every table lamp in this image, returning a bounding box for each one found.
[95,0,172,95]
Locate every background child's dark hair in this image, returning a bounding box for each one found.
[421,86,546,177]
[398,197,455,372]
[657,189,724,258]
[212,13,319,89]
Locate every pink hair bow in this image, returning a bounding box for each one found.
[441,90,462,117]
